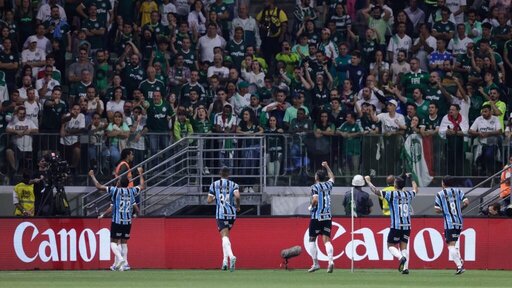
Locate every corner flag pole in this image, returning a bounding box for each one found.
[351,187,354,273]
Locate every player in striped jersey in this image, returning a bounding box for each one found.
[308,161,335,273]
[207,167,241,272]
[435,175,469,275]
[89,167,144,271]
[365,174,418,274]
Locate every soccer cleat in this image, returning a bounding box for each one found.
[398,257,407,272]
[402,269,409,275]
[221,261,228,271]
[308,264,320,273]
[115,259,126,271]
[110,264,117,271]
[123,265,131,271]
[229,257,236,272]
[455,266,465,275]
[327,262,334,273]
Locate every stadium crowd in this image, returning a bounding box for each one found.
[0,0,511,208]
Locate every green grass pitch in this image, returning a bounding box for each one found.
[0,269,509,288]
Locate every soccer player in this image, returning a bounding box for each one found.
[307,161,335,273]
[365,174,418,274]
[434,175,469,275]
[207,167,241,272]
[88,167,144,271]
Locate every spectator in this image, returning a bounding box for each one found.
[265,115,284,185]
[411,24,436,72]
[487,202,505,217]
[429,39,453,75]
[237,109,264,193]
[232,3,261,50]
[13,171,35,217]
[146,90,174,156]
[68,47,95,86]
[404,0,425,34]
[173,110,193,141]
[81,4,107,51]
[213,104,237,168]
[180,70,206,105]
[36,0,67,23]
[85,86,104,119]
[24,88,40,128]
[21,36,46,77]
[311,110,335,171]
[35,65,60,100]
[343,175,373,216]
[87,112,108,173]
[481,87,506,129]
[288,107,312,174]
[439,104,469,176]
[139,0,159,27]
[0,38,19,93]
[256,0,288,66]
[139,66,167,100]
[6,107,38,177]
[188,1,207,36]
[469,104,502,175]
[390,50,411,84]
[106,111,130,171]
[197,23,226,63]
[387,23,412,64]
[60,104,86,174]
[69,69,93,102]
[420,103,442,176]
[338,112,362,176]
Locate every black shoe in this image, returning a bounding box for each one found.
[455,266,465,275]
[398,257,406,272]
[402,269,409,274]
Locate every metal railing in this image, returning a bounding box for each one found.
[81,134,266,216]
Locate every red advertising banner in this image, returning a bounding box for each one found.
[0,217,511,270]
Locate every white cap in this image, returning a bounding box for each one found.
[28,36,38,43]
[387,99,398,107]
[352,175,365,187]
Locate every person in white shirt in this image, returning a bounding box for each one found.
[18,75,40,101]
[160,0,177,26]
[197,23,226,62]
[60,104,86,173]
[390,50,411,84]
[231,3,261,50]
[229,81,251,117]
[35,65,60,99]
[439,103,468,175]
[241,60,266,88]
[387,23,413,63]
[370,99,406,174]
[36,0,67,23]
[188,0,207,35]
[23,24,52,54]
[469,104,502,174]
[445,0,467,24]
[447,23,473,56]
[21,36,46,77]
[207,53,229,80]
[5,107,38,173]
[412,23,437,71]
[24,88,41,127]
[404,0,426,33]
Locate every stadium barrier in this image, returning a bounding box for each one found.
[1,217,511,270]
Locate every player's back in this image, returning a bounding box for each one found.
[310,180,334,220]
[109,186,138,224]
[383,190,416,230]
[209,179,239,220]
[435,187,466,229]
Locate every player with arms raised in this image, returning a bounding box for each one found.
[207,167,241,272]
[89,167,144,271]
[365,174,418,274]
[308,161,335,273]
[435,175,469,275]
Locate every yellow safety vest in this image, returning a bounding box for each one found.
[14,182,35,216]
[380,186,394,216]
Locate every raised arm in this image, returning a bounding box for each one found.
[88,170,107,191]
[322,161,335,182]
[364,175,381,197]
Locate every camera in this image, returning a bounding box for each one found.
[44,152,70,186]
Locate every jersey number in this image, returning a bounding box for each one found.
[118,199,131,213]
[219,194,230,207]
[449,202,457,215]
[398,204,409,217]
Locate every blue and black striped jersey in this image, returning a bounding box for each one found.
[435,188,467,230]
[209,179,239,220]
[310,179,334,221]
[108,186,140,225]
[381,190,416,230]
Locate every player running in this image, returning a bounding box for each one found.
[435,176,469,275]
[89,167,144,271]
[365,174,418,274]
[207,167,241,272]
[307,161,335,273]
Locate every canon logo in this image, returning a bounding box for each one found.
[13,222,111,263]
[303,222,476,262]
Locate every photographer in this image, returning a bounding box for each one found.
[34,156,52,216]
